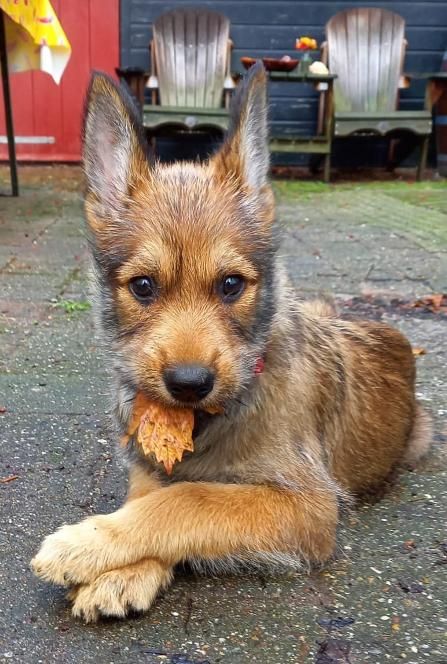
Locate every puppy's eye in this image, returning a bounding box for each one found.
[219,275,245,302]
[129,276,157,302]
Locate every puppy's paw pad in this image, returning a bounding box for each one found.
[69,560,173,622]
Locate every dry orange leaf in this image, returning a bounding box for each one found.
[411,293,447,313]
[412,347,427,357]
[391,616,400,632]
[0,475,19,484]
[121,393,194,474]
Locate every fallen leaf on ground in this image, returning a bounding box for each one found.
[410,293,447,313]
[0,475,19,484]
[399,539,417,553]
[121,393,194,474]
[412,347,427,356]
[0,406,6,414]
[391,616,400,632]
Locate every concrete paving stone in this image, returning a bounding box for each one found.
[59,282,93,302]
[4,320,101,376]
[279,190,447,251]
[0,300,99,378]
[1,242,87,276]
[386,188,447,215]
[0,216,56,238]
[0,266,89,306]
[0,373,107,416]
[0,275,62,304]
[44,222,86,242]
[279,215,447,299]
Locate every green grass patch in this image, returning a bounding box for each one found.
[54,299,91,314]
[273,178,447,201]
[273,180,331,199]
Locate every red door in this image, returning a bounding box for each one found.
[0,0,119,161]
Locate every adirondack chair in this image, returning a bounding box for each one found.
[320,8,433,180]
[142,8,235,135]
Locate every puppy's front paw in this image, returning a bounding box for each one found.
[68,559,173,623]
[31,517,118,586]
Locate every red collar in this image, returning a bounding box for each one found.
[254,357,265,375]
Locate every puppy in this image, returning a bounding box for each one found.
[31,63,431,622]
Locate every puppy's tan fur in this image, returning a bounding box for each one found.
[31,64,431,621]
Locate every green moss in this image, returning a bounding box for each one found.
[275,180,447,248]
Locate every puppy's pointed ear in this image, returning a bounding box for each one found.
[213,62,269,189]
[82,72,149,214]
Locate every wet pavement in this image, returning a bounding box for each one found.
[0,167,446,664]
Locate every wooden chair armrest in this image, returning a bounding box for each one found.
[426,73,447,81]
[405,72,446,81]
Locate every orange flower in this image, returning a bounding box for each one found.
[295,37,318,51]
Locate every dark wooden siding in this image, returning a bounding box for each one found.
[121,0,447,164]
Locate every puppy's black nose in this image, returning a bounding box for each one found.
[163,364,215,402]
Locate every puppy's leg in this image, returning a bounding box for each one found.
[32,480,338,587]
[67,465,175,621]
[126,463,162,501]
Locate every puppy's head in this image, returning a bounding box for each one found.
[83,64,276,412]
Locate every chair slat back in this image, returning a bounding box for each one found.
[153,8,230,108]
[327,8,405,112]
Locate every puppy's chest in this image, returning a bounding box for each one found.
[132,408,270,484]
[167,416,254,483]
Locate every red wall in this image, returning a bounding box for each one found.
[0,0,119,161]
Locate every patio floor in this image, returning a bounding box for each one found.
[0,166,446,664]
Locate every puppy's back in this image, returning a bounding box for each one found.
[295,302,430,494]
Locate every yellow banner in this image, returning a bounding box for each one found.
[0,0,71,83]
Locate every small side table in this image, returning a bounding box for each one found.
[268,71,337,182]
[427,73,447,176]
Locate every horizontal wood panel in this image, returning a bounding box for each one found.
[129,2,447,27]
[129,24,447,52]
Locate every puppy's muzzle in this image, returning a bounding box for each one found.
[163,364,215,403]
